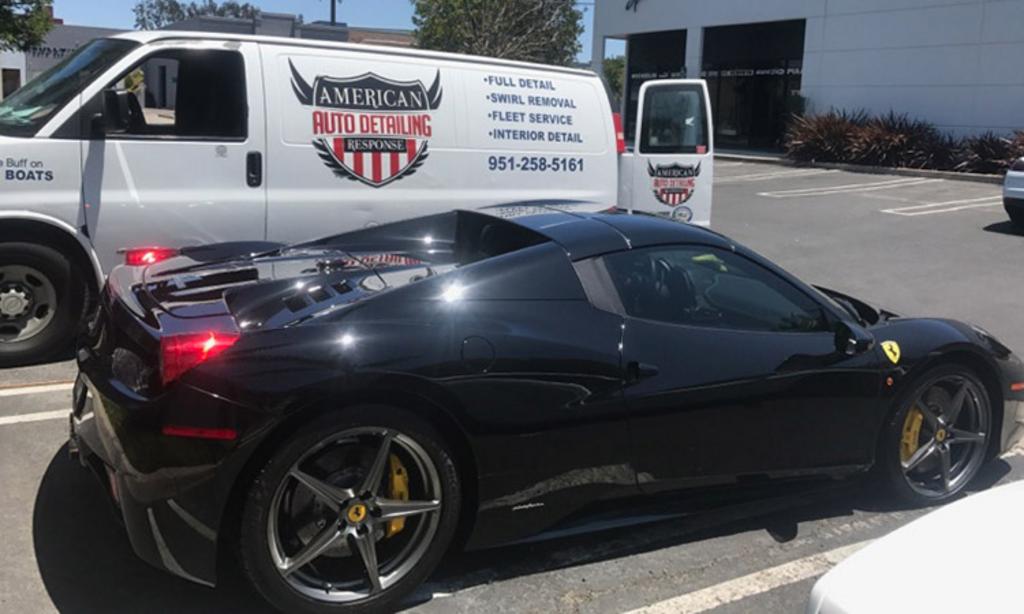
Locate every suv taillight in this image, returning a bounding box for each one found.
[160,331,239,385]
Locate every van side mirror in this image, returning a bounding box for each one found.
[835,321,874,356]
[101,89,132,134]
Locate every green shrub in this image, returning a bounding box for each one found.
[849,112,955,169]
[784,111,1023,175]
[783,110,866,163]
[955,131,1024,175]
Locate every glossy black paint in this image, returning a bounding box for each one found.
[71,208,1024,588]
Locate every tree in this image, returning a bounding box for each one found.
[133,0,260,30]
[0,0,54,51]
[603,55,625,107]
[412,0,583,66]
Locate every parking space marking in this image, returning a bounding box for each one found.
[0,409,68,426]
[0,381,73,397]
[624,540,872,614]
[759,177,939,198]
[717,168,838,184]
[881,196,1003,216]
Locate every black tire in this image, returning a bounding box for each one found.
[0,242,90,367]
[239,405,461,614]
[879,364,992,505]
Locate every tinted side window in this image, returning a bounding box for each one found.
[639,84,708,154]
[108,49,246,139]
[602,246,828,332]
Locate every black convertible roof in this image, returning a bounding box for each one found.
[478,205,732,260]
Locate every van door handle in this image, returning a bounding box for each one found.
[626,361,659,382]
[246,151,262,187]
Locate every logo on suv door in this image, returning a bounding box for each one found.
[289,60,443,188]
[648,161,700,206]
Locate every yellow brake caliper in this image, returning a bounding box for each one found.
[385,454,409,538]
[901,407,925,462]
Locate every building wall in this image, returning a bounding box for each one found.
[593,0,1024,136]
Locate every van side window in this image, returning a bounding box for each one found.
[639,84,707,154]
[108,49,246,139]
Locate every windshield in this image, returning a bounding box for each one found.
[0,38,138,137]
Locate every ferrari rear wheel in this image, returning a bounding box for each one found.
[239,406,461,614]
[882,365,992,504]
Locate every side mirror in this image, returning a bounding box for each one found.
[101,89,132,135]
[835,321,874,356]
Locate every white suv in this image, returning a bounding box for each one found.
[1006,157,1024,227]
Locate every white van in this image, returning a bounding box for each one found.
[0,31,713,364]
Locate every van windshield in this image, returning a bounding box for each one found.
[0,38,138,137]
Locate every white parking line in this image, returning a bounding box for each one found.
[717,169,838,184]
[759,178,939,198]
[881,196,1002,216]
[625,540,872,614]
[0,409,69,426]
[0,381,73,397]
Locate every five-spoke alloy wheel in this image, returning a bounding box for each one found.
[241,406,460,614]
[883,365,992,503]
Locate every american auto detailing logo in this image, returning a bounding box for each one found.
[648,161,701,206]
[289,61,442,188]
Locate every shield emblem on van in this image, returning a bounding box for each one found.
[648,161,701,206]
[290,62,443,188]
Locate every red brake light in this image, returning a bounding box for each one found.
[124,247,178,266]
[612,112,626,155]
[161,425,238,441]
[160,331,239,385]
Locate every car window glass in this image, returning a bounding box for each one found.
[639,84,707,154]
[108,49,246,138]
[602,246,828,332]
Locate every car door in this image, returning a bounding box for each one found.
[592,244,882,493]
[81,41,267,272]
[621,80,713,226]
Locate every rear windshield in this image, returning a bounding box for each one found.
[297,210,549,268]
[0,38,138,137]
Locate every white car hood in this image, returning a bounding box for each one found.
[808,480,1024,614]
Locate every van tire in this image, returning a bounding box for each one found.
[0,242,89,367]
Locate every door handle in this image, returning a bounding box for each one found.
[626,361,659,382]
[246,151,262,187]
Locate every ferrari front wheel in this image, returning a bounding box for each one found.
[881,365,992,504]
[239,406,461,614]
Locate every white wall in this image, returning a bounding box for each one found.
[0,49,27,101]
[593,0,1024,136]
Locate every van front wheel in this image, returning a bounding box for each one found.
[0,242,88,367]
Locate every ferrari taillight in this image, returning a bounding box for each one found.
[123,246,178,266]
[160,331,239,385]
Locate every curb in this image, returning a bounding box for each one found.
[715,153,1005,186]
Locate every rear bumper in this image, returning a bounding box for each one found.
[69,368,254,587]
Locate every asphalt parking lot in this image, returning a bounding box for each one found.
[2,160,1023,613]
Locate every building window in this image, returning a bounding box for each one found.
[623,29,686,145]
[701,19,806,150]
[1,69,21,100]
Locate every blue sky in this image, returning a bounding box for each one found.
[52,0,597,62]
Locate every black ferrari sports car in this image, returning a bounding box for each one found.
[71,206,1024,613]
